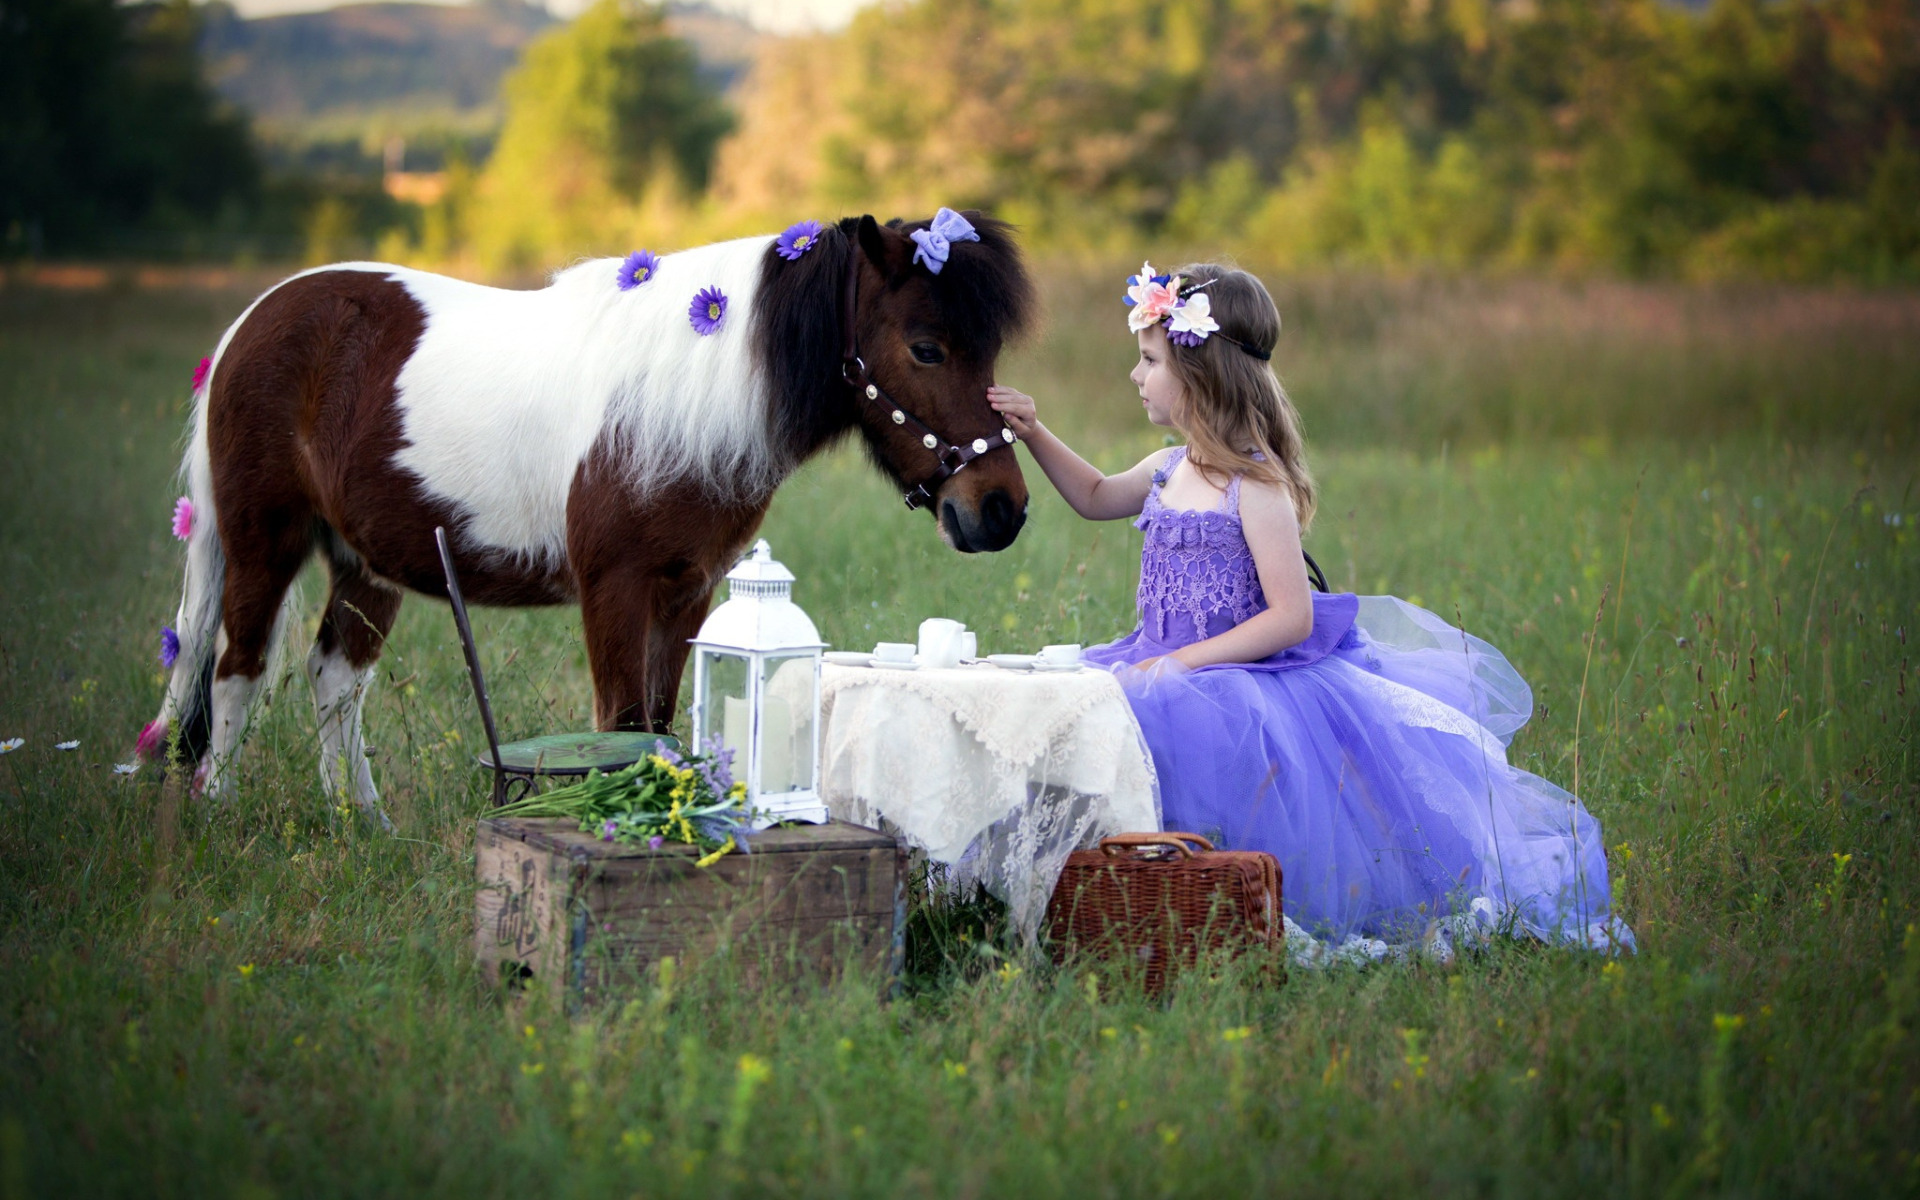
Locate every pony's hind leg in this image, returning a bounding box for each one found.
[310,547,403,829]
[204,525,312,798]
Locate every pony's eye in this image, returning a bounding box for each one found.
[909,342,946,365]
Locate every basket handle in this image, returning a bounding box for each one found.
[1099,832,1216,859]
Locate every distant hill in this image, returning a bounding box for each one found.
[199,0,761,140]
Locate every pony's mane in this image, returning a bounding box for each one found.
[562,236,786,505]
[748,224,855,464]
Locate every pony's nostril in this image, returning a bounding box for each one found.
[981,489,1018,545]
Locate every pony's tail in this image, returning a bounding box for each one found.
[139,369,224,772]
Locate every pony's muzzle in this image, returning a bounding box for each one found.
[940,488,1025,554]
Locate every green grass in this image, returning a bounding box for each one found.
[1,270,1916,1196]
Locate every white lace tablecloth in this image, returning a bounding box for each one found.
[815,663,1161,941]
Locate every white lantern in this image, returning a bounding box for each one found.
[689,539,827,827]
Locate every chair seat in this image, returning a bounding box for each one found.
[477,731,681,777]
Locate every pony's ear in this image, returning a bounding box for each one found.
[856,214,914,281]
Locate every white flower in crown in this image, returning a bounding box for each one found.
[1166,290,1220,345]
[1126,261,1179,332]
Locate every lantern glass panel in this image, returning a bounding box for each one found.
[760,655,817,793]
[699,649,750,758]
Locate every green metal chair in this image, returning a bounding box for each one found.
[434,526,678,806]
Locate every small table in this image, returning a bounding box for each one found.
[815,662,1161,941]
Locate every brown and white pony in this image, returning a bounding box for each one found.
[140,213,1035,821]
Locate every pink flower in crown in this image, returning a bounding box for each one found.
[1126,262,1178,332]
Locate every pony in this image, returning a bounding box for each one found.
[138,212,1036,823]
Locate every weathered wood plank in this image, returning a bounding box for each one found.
[474,822,571,1006]
[474,818,904,1008]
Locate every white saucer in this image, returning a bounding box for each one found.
[1031,659,1084,672]
[824,651,873,667]
[987,653,1038,670]
[871,659,919,670]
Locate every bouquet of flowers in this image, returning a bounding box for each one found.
[492,744,753,867]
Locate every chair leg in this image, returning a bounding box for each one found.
[436,526,513,803]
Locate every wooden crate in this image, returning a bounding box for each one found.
[475,817,904,1007]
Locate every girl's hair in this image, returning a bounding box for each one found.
[1162,263,1316,529]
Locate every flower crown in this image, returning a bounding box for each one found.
[1123,262,1271,360]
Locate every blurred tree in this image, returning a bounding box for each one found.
[468,0,731,269]
[0,0,257,256]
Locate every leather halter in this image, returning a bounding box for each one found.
[839,245,1017,510]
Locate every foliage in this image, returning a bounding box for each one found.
[690,0,1920,282]
[1,272,1916,1192]
[0,0,258,257]
[465,0,733,271]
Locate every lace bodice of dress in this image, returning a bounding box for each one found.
[1133,447,1268,647]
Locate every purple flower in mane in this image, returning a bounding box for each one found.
[689,286,728,335]
[171,497,193,540]
[159,626,180,668]
[776,220,823,261]
[191,356,211,391]
[616,250,660,291]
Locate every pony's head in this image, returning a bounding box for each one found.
[846,212,1036,553]
[753,210,1035,551]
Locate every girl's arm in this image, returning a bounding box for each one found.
[988,385,1167,521]
[1165,478,1315,669]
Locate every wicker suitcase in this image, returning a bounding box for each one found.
[1043,832,1282,992]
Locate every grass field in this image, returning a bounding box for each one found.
[1,268,1916,1196]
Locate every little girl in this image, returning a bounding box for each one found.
[990,262,1632,958]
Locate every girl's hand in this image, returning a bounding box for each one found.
[987,385,1038,439]
[1116,654,1192,688]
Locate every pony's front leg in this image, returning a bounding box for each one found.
[568,469,769,732]
[577,568,703,733]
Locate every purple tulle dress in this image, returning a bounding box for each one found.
[1085,449,1633,957]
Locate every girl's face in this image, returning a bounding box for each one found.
[1131,325,1185,428]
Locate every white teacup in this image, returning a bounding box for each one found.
[1037,643,1083,667]
[958,631,978,660]
[873,641,916,664]
[917,618,966,669]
